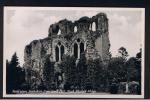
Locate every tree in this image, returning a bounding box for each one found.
[86,58,106,92]
[136,48,141,59]
[76,53,87,90]
[136,49,141,82]
[60,55,77,88]
[43,55,54,90]
[10,52,19,68]
[108,57,127,83]
[93,59,106,92]
[124,49,142,94]
[118,47,129,59]
[7,52,19,93]
[6,52,25,93]
[86,59,95,91]
[107,57,127,94]
[126,57,139,81]
[135,49,142,94]
[6,59,11,93]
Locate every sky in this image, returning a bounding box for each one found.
[4,7,144,66]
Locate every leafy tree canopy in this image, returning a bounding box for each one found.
[118,47,129,59]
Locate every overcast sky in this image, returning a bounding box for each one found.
[4,7,144,66]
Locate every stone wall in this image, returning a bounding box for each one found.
[24,12,111,84]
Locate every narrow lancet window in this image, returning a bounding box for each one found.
[74,43,78,59]
[92,22,96,31]
[74,26,77,33]
[61,45,64,60]
[55,46,59,62]
[57,29,61,35]
[80,42,84,54]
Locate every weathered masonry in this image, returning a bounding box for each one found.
[24,13,111,82]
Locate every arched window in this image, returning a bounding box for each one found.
[55,46,59,62]
[74,43,78,59]
[89,24,91,30]
[61,45,64,60]
[74,26,77,33]
[80,42,84,54]
[57,29,61,35]
[92,22,96,31]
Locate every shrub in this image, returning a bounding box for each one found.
[110,83,118,94]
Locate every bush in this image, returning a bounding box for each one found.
[129,81,140,94]
[118,82,126,94]
[64,82,71,92]
[19,83,30,92]
[49,83,57,91]
[110,83,118,94]
[85,82,93,93]
[109,78,119,94]
[118,81,140,94]
[37,83,47,91]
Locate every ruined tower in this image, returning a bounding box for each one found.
[24,13,111,85]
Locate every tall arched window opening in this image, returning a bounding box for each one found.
[74,43,78,59]
[61,45,64,60]
[55,46,59,62]
[80,42,84,54]
[57,29,61,35]
[74,26,77,33]
[92,22,96,31]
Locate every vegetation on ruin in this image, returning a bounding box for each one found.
[6,47,141,94]
[43,55,55,90]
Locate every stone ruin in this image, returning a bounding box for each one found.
[24,13,111,86]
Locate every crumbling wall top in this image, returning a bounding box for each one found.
[48,13,108,37]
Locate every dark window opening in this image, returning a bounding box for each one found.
[77,38,80,42]
[74,43,78,59]
[80,42,84,54]
[55,46,59,62]
[61,45,64,60]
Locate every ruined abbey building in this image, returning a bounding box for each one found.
[24,13,111,84]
